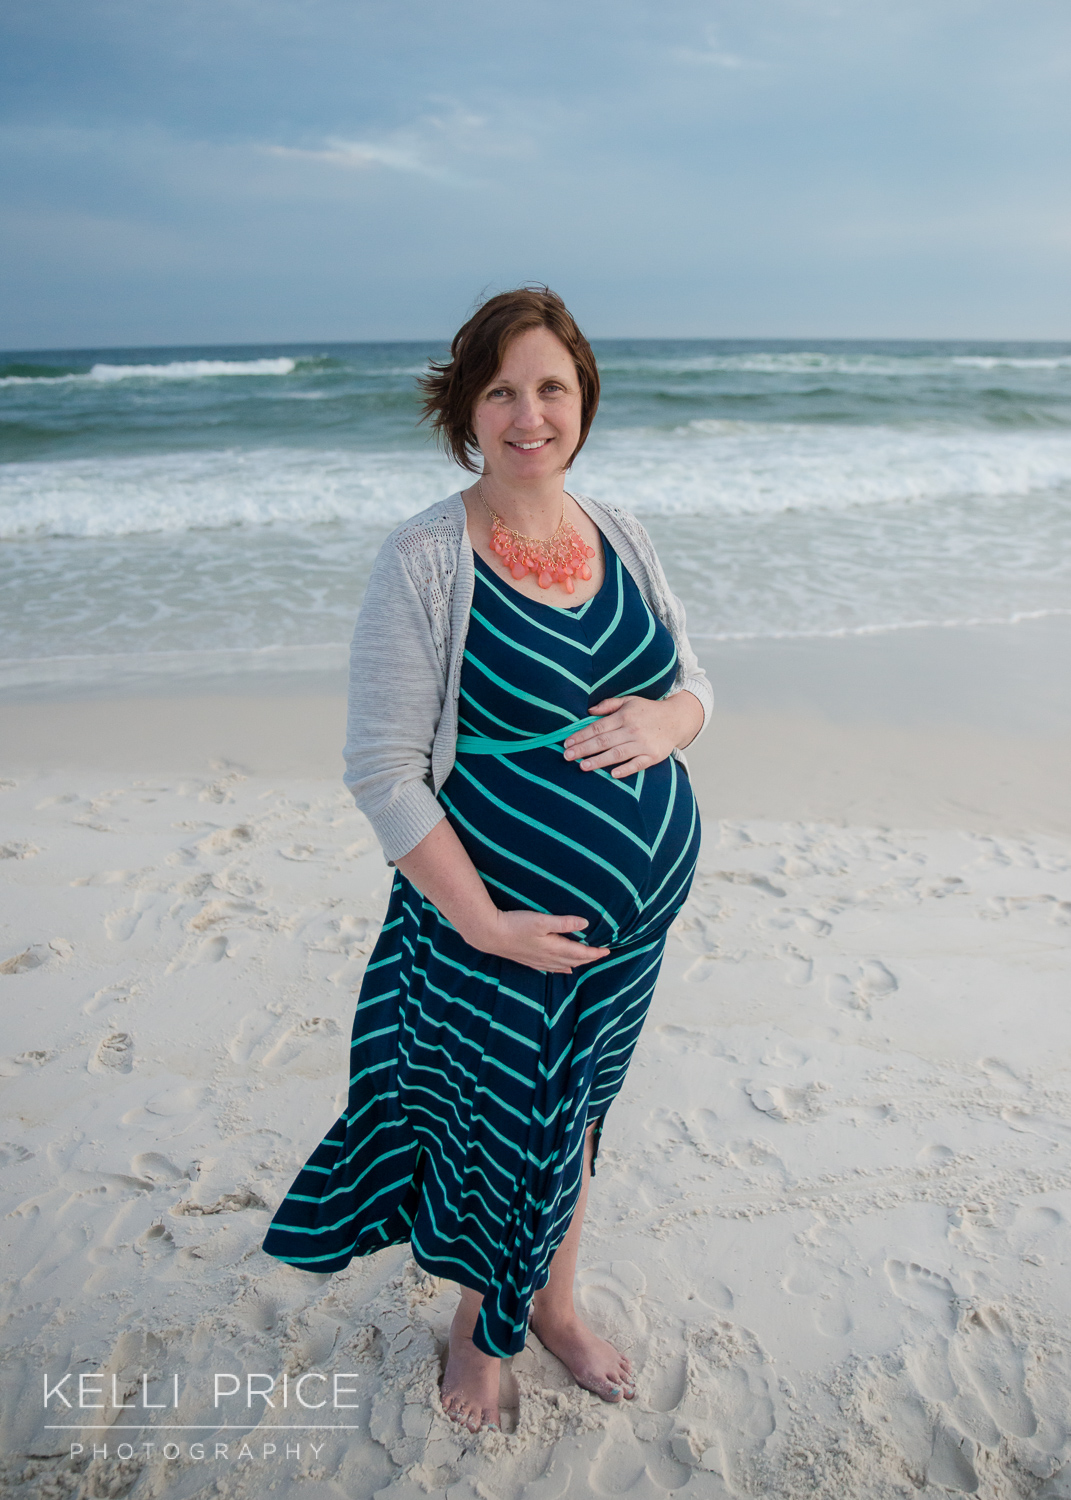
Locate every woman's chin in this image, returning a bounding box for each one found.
[494,449,564,482]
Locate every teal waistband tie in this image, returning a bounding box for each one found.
[455,714,601,756]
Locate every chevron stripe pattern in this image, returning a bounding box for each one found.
[263,535,701,1357]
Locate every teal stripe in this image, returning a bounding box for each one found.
[470,606,592,689]
[494,754,652,856]
[590,555,625,653]
[439,787,621,938]
[465,649,578,723]
[451,759,643,912]
[591,609,656,691]
[471,561,597,650]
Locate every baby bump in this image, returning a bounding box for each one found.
[439,749,699,950]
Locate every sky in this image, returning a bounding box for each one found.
[1,0,1070,349]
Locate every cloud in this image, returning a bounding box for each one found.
[671,24,751,69]
[261,106,492,185]
[266,137,440,178]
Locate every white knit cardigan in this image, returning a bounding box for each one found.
[343,490,713,862]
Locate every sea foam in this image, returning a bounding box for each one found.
[0,358,298,387]
[5,423,1070,539]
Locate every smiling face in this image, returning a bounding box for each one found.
[470,325,584,488]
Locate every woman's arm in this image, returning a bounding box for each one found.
[562,689,705,779]
[395,819,609,974]
[343,538,448,860]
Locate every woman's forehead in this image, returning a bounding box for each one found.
[491,327,577,381]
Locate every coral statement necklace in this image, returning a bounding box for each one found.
[478,479,596,595]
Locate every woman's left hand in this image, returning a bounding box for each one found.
[563,691,704,778]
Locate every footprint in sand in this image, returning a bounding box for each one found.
[643,1106,688,1149]
[0,938,73,974]
[194,824,253,855]
[261,1016,341,1069]
[0,1049,52,1077]
[885,1259,958,1332]
[782,1258,854,1338]
[0,841,39,860]
[725,1137,784,1174]
[588,1416,666,1495]
[979,1056,1028,1095]
[577,1260,648,1335]
[227,1010,278,1065]
[854,959,898,1004]
[130,1151,186,1183]
[682,954,722,983]
[166,933,228,972]
[134,1222,175,1260]
[780,947,814,987]
[857,1365,980,1494]
[89,1032,134,1074]
[104,891,154,942]
[1014,1202,1063,1242]
[234,1288,280,1333]
[646,1351,689,1413]
[745,1080,829,1123]
[122,1084,205,1125]
[951,1304,1037,1439]
[917,1142,956,1164]
[83,984,137,1016]
[647,1106,722,1159]
[173,1186,268,1216]
[669,1320,776,1489]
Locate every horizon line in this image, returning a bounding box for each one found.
[5,332,1071,357]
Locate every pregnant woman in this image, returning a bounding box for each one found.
[263,287,711,1432]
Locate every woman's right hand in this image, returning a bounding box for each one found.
[466,910,610,973]
[394,819,609,973]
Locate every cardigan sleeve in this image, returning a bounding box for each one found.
[343,536,448,861]
[621,513,714,737]
[661,603,714,736]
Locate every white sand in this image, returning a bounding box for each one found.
[2,668,1071,1499]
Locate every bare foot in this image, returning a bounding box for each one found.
[529,1310,635,1402]
[441,1302,501,1433]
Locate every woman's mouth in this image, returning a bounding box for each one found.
[507,438,551,451]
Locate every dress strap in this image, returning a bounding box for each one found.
[455,714,601,756]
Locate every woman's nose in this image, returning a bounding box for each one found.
[512,391,544,430]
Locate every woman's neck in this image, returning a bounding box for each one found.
[476,472,568,537]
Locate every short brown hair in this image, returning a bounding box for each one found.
[419,285,600,473]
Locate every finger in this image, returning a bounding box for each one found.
[567,950,609,966]
[575,742,642,770]
[565,728,629,762]
[548,915,588,933]
[563,719,622,755]
[588,697,626,714]
[551,943,609,965]
[610,756,652,779]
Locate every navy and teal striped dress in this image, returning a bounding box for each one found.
[263,535,701,1357]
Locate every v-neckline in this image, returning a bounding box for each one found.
[471,535,612,617]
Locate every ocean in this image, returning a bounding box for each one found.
[3,339,1071,698]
